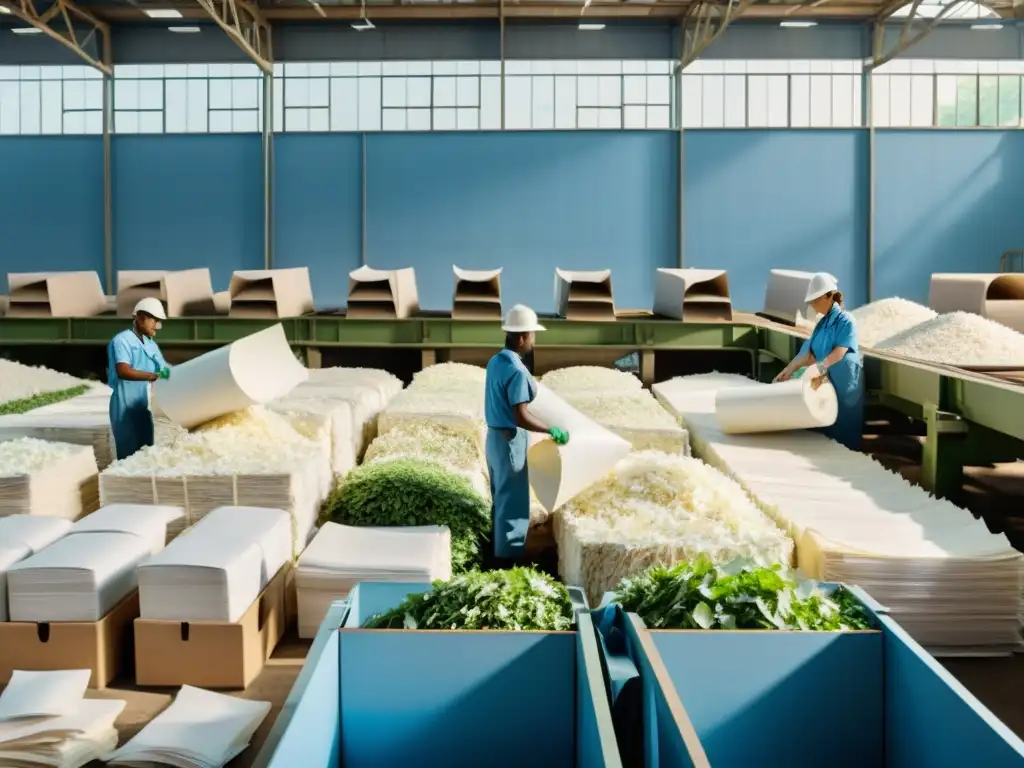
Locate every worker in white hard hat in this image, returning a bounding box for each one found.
[484,304,569,566]
[106,297,172,460]
[774,273,865,450]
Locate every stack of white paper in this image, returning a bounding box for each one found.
[71,503,181,555]
[0,670,124,768]
[6,532,151,622]
[0,440,99,520]
[653,373,1024,656]
[138,506,292,623]
[296,523,452,638]
[0,516,72,621]
[106,685,270,767]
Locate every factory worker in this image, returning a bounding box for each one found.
[484,305,570,566]
[774,273,865,451]
[107,298,172,461]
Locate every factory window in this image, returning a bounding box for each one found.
[112,63,263,134]
[681,59,864,128]
[871,59,1024,128]
[0,65,104,136]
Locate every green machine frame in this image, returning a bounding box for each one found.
[1,315,1020,499]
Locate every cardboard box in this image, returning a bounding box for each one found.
[346,266,419,319]
[133,564,288,690]
[116,268,217,318]
[654,268,733,322]
[452,265,502,320]
[0,591,139,689]
[6,271,107,317]
[929,272,1024,334]
[554,268,616,321]
[229,268,315,319]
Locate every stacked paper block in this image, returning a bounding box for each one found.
[6,272,107,318]
[0,516,72,621]
[653,268,733,322]
[116,268,217,318]
[452,265,502,320]
[554,268,616,321]
[346,266,420,319]
[0,439,99,520]
[228,268,315,319]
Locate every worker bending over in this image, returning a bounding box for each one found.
[775,273,865,450]
[108,298,172,461]
[484,305,569,566]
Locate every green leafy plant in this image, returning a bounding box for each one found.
[613,555,872,632]
[363,568,574,631]
[325,458,491,572]
[0,385,90,416]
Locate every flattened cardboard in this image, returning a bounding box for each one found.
[229,268,315,319]
[116,269,217,318]
[762,269,817,325]
[929,273,1024,333]
[6,272,107,318]
[0,591,139,689]
[347,266,419,319]
[654,268,734,322]
[452,266,502,320]
[554,268,616,322]
[133,564,288,690]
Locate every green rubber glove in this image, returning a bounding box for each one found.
[157,367,171,380]
[548,427,569,446]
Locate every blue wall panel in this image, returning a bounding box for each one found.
[685,130,868,310]
[0,137,105,292]
[364,131,678,313]
[874,130,1024,304]
[274,133,362,309]
[112,134,263,291]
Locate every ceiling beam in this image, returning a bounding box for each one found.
[195,0,273,73]
[0,0,111,74]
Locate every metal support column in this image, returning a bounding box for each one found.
[262,72,274,270]
[499,0,505,130]
[865,29,875,303]
[361,133,368,266]
[102,31,113,295]
[921,403,968,501]
[676,20,686,269]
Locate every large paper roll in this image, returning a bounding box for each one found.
[526,384,631,514]
[153,324,308,429]
[714,366,838,435]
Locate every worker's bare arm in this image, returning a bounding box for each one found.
[819,346,848,369]
[513,402,550,433]
[775,352,814,382]
[115,362,159,383]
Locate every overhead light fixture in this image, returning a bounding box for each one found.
[970,22,1003,29]
[351,18,374,31]
[780,20,817,27]
[579,22,606,30]
[144,8,182,18]
[168,25,201,32]
[12,27,42,34]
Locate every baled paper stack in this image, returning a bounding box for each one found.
[106,685,271,768]
[116,268,217,318]
[0,670,124,767]
[137,506,292,623]
[0,438,99,520]
[6,271,107,318]
[653,373,1024,656]
[228,267,315,319]
[0,411,114,471]
[0,516,72,621]
[296,523,452,638]
[6,531,151,622]
[71,503,179,555]
[268,396,358,476]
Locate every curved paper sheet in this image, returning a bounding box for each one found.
[153,324,308,429]
[453,265,503,281]
[714,365,838,435]
[526,384,631,514]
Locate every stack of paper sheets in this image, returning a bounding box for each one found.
[0,411,115,471]
[0,516,72,621]
[71,503,181,555]
[0,670,124,767]
[138,506,292,623]
[296,523,452,638]
[6,531,151,622]
[106,685,270,767]
[652,373,1024,656]
[0,440,99,520]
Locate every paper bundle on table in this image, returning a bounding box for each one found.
[138,506,292,623]
[346,266,419,319]
[554,268,616,322]
[0,440,99,520]
[6,271,107,318]
[116,268,217,318]
[71,503,179,555]
[296,523,452,638]
[228,267,315,319]
[653,268,733,322]
[452,265,503,320]
[0,516,72,621]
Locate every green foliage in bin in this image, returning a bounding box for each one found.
[325,458,491,572]
[0,385,90,416]
[364,568,574,631]
[613,555,872,632]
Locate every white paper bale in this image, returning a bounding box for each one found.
[0,359,91,408]
[540,366,643,395]
[563,391,689,454]
[0,438,100,520]
[306,366,403,401]
[850,297,937,348]
[376,389,484,444]
[875,311,1024,366]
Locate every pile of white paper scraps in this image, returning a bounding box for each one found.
[0,515,72,621]
[0,669,124,767]
[555,450,792,606]
[138,506,292,623]
[563,390,689,454]
[849,297,937,348]
[296,522,452,638]
[106,685,271,768]
[540,366,643,394]
[874,311,1024,367]
[0,438,99,520]
[0,359,93,408]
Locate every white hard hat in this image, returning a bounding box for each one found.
[804,272,839,302]
[133,297,167,321]
[501,304,546,333]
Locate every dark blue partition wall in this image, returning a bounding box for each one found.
[0,137,105,292]
[364,130,679,313]
[112,134,264,290]
[273,133,363,309]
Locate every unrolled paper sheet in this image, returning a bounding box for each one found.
[714,365,838,435]
[153,324,308,429]
[526,384,631,514]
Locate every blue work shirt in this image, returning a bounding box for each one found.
[485,349,535,429]
[798,302,860,365]
[107,329,167,460]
